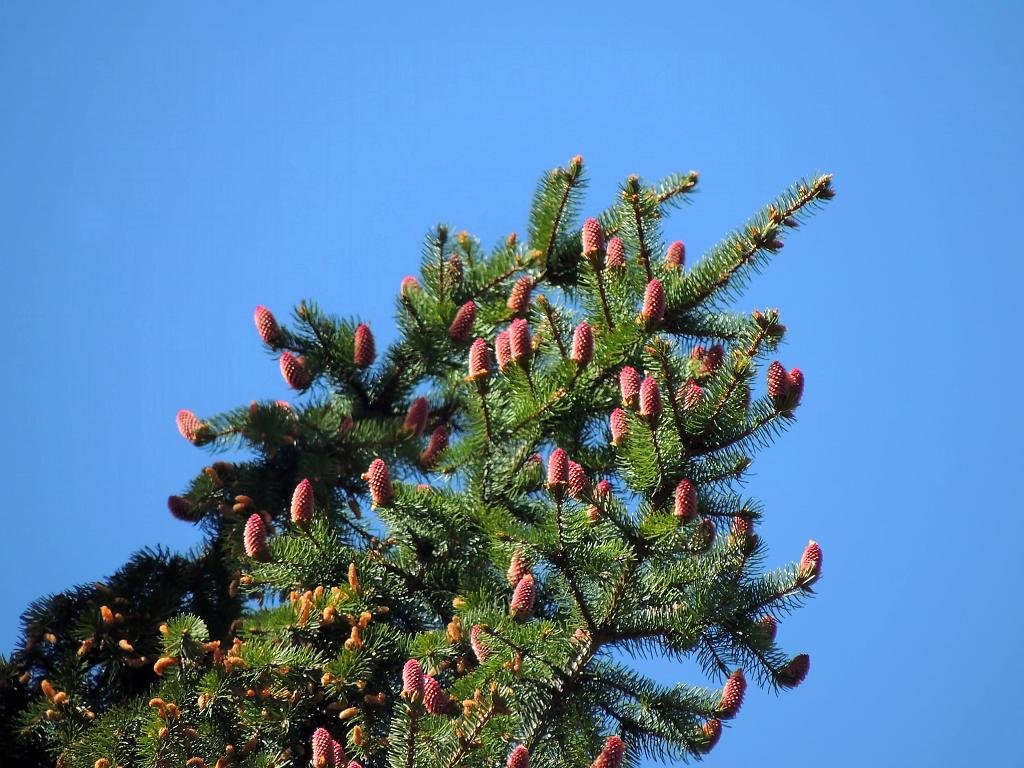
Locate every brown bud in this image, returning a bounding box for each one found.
[339,706,360,720]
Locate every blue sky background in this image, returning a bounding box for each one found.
[1,3,1021,765]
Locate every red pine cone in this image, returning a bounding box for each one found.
[167,495,199,522]
[345,763,363,768]
[176,409,203,443]
[354,323,376,368]
[422,674,449,714]
[759,615,778,643]
[568,461,589,500]
[701,719,722,752]
[362,458,394,508]
[547,448,568,488]
[787,368,805,404]
[420,425,449,468]
[639,376,662,425]
[496,330,512,372]
[605,236,626,270]
[280,351,311,390]
[582,216,605,259]
[594,479,612,501]
[253,305,280,346]
[799,540,822,580]
[777,653,810,688]
[610,408,628,447]
[508,549,527,587]
[641,278,665,323]
[311,727,332,768]
[718,669,746,719]
[400,275,420,297]
[290,478,314,526]
[468,338,491,381]
[331,739,345,768]
[680,380,703,410]
[619,367,640,408]
[470,624,491,663]
[403,397,429,436]
[510,573,535,619]
[673,479,697,523]
[402,658,424,697]
[448,300,477,342]
[590,735,625,768]
[664,240,685,268]
[571,322,594,366]
[508,745,530,768]
[700,344,724,376]
[509,318,531,367]
[766,360,787,399]
[243,513,269,561]
[507,276,534,316]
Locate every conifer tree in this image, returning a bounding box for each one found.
[2,157,833,767]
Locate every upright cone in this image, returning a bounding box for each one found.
[290,478,314,525]
[590,736,625,768]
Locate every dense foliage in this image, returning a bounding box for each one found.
[1,157,832,768]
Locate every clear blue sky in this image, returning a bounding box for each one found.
[1,3,1020,765]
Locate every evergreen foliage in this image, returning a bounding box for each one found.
[1,157,833,767]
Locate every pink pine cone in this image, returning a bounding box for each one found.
[176,409,203,443]
[718,669,746,719]
[507,276,534,315]
[280,351,311,390]
[639,376,662,425]
[767,360,787,399]
[547,448,568,488]
[673,479,697,523]
[701,719,722,752]
[507,549,527,587]
[594,479,613,501]
[468,338,491,381]
[700,344,724,376]
[253,305,280,345]
[420,425,449,468]
[508,745,530,768]
[510,573,535,619]
[496,330,512,372]
[619,366,640,408]
[291,478,314,525]
[787,367,805,403]
[680,380,703,410]
[799,540,822,579]
[422,674,449,714]
[605,236,626,270]
[311,727,333,768]
[400,275,420,297]
[591,735,625,768]
[354,323,376,368]
[402,658,424,696]
[610,408,628,447]
[582,217,605,259]
[331,739,345,768]
[509,318,532,367]
[571,322,594,366]
[470,624,491,663]
[448,300,477,342]
[362,458,394,508]
[641,278,665,323]
[243,513,269,561]
[403,397,429,436]
[778,654,810,688]
[665,240,685,268]
[759,615,778,643]
[568,461,589,500]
